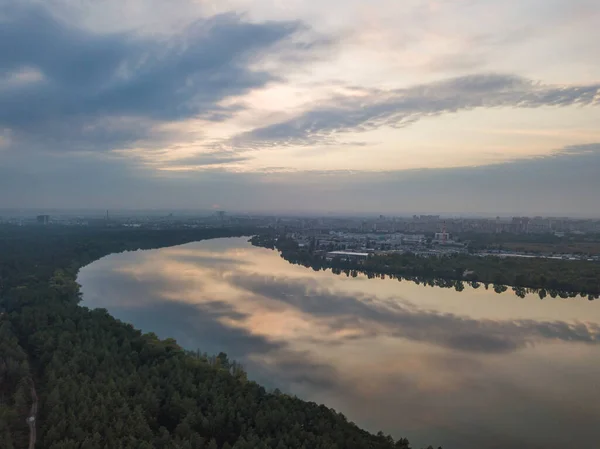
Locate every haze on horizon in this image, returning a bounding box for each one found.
[1,0,599,215]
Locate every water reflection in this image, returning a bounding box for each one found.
[78,238,600,449]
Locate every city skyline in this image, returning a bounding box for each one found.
[2,208,600,220]
[1,0,599,213]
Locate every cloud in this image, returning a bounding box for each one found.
[229,74,600,149]
[167,253,252,267]
[0,0,304,153]
[158,151,250,169]
[1,1,599,215]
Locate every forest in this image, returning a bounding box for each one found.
[462,231,600,255]
[250,234,600,299]
[0,225,426,449]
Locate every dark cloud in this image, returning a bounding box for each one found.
[274,358,338,390]
[0,1,302,152]
[171,253,252,267]
[230,273,600,354]
[250,350,341,392]
[110,299,282,358]
[230,74,600,149]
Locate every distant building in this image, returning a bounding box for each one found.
[36,215,50,224]
[215,211,226,227]
[402,234,426,244]
[326,251,370,261]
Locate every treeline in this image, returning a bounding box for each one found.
[0,226,248,299]
[462,231,600,255]
[250,234,600,299]
[0,226,428,449]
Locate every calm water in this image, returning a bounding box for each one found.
[78,237,600,449]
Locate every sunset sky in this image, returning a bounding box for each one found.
[1,0,599,214]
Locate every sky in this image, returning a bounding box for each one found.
[1,0,599,215]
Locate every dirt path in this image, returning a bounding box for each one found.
[26,382,38,449]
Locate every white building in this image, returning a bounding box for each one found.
[326,251,370,261]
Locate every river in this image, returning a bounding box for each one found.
[77,237,600,449]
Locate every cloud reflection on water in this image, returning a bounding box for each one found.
[229,273,600,354]
[78,238,600,449]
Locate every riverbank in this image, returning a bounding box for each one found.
[250,234,600,298]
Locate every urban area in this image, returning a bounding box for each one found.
[3,210,600,262]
